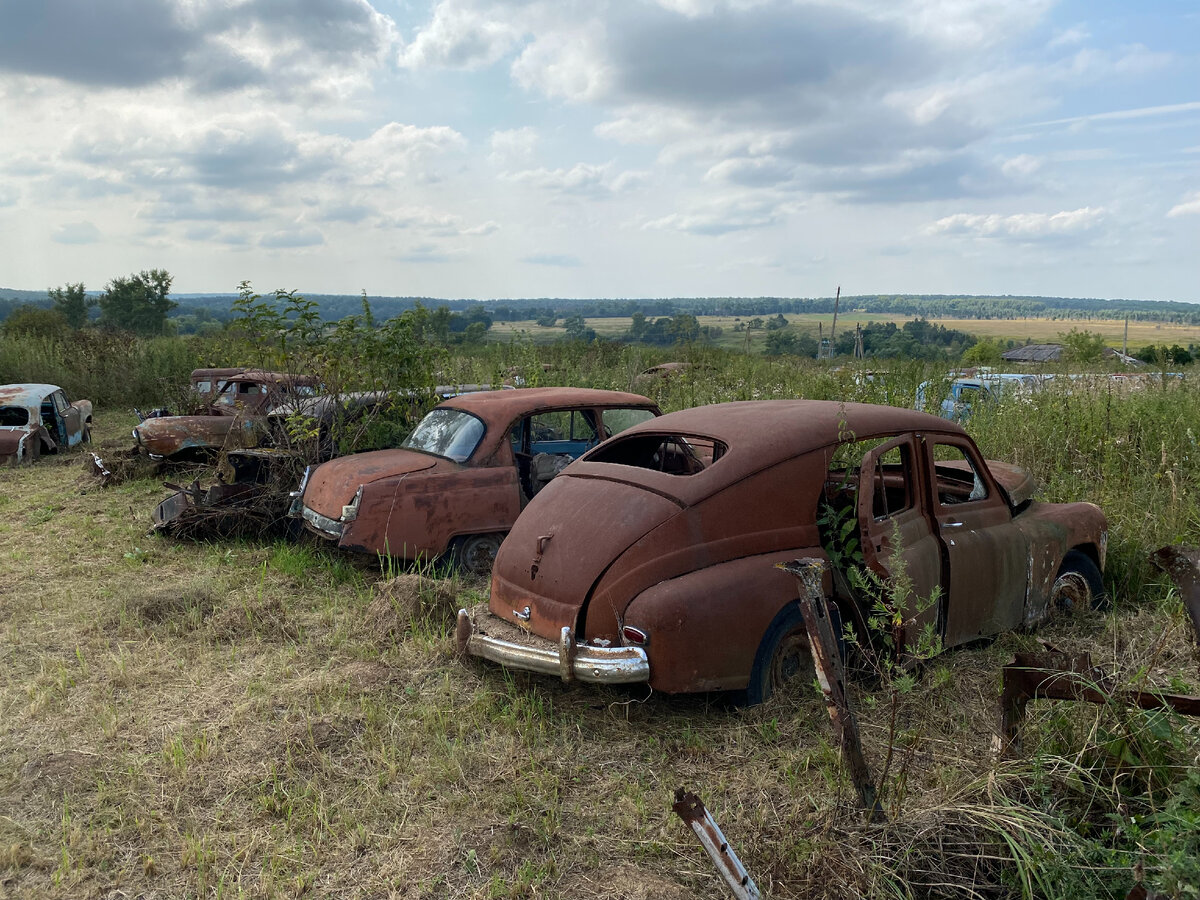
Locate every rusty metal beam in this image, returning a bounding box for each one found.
[1150,545,1200,644]
[779,558,884,821]
[1000,651,1200,754]
[671,789,761,900]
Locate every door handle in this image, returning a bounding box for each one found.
[943,520,964,528]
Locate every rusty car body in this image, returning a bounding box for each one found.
[1,383,93,465]
[458,400,1108,702]
[131,370,321,461]
[293,388,661,573]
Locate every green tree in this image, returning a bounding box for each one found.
[48,282,92,329]
[98,269,176,335]
[1058,328,1107,364]
[1,305,69,340]
[961,338,1002,365]
[629,311,646,339]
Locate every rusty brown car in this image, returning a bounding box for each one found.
[131,370,320,461]
[1,383,93,465]
[292,388,661,574]
[458,400,1108,703]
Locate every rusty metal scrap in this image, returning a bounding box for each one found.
[1000,651,1200,753]
[1150,545,1200,644]
[671,789,761,900]
[780,558,884,821]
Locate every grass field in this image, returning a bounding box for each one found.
[490,315,1200,353]
[3,365,1200,897]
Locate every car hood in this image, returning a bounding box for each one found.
[134,414,241,455]
[985,460,1038,507]
[300,449,445,517]
[489,471,684,641]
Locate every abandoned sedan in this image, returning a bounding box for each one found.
[458,400,1108,703]
[131,371,320,461]
[1,383,93,465]
[293,388,661,574]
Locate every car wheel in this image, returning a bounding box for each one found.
[744,603,815,706]
[82,422,92,444]
[1051,550,1108,613]
[452,532,506,577]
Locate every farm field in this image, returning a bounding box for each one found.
[490,315,1200,353]
[2,351,1200,898]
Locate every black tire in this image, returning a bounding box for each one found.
[1051,550,1108,613]
[451,532,506,578]
[744,603,816,706]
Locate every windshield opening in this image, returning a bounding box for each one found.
[402,408,486,462]
[586,433,725,475]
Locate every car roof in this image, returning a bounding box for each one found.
[439,387,659,423]
[0,384,61,408]
[570,400,967,505]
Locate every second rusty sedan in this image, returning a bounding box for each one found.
[292,388,661,574]
[458,400,1108,703]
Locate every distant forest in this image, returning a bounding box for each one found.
[4,287,1200,330]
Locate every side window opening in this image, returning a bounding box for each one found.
[931,443,989,505]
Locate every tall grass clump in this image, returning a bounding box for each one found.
[967,376,1200,596]
[0,331,236,408]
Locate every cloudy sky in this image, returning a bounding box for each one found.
[0,0,1196,301]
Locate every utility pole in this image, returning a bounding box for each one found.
[1123,316,1129,356]
[829,285,841,349]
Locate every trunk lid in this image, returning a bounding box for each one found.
[489,472,684,640]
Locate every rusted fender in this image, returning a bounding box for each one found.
[1150,545,1200,644]
[133,414,261,459]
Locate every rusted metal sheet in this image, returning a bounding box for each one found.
[1150,545,1200,643]
[292,389,661,573]
[1,383,91,464]
[781,558,884,820]
[671,789,761,900]
[1000,651,1200,753]
[471,399,1107,702]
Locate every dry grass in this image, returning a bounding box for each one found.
[1,414,1196,899]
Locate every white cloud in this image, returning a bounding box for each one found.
[1167,191,1200,218]
[926,206,1105,239]
[488,126,538,167]
[52,221,101,244]
[643,197,786,236]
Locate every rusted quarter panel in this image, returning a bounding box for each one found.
[294,388,661,567]
[472,399,1108,701]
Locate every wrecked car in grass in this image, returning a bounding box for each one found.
[1,384,92,465]
[293,388,661,574]
[457,400,1108,703]
[151,384,508,538]
[131,370,321,461]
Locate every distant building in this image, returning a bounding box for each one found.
[1001,343,1142,366]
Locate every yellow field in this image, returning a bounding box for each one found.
[490,314,1200,351]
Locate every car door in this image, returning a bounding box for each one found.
[922,434,1029,647]
[855,434,945,655]
[53,390,82,445]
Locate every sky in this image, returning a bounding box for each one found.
[0,0,1197,302]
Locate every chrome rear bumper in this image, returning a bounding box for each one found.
[456,603,648,684]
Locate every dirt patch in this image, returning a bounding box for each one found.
[558,863,695,899]
[209,594,297,642]
[126,585,218,630]
[363,574,460,641]
[20,749,97,789]
[341,660,398,690]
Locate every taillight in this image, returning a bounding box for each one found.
[622,625,649,646]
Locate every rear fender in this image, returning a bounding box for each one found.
[622,548,829,693]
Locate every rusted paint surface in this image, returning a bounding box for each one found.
[293,388,660,565]
[480,399,1108,699]
[1,383,91,465]
[671,789,761,900]
[131,370,315,460]
[781,558,884,820]
[1000,651,1200,754]
[1151,545,1200,643]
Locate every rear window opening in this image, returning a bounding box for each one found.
[587,433,726,475]
[0,406,30,427]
